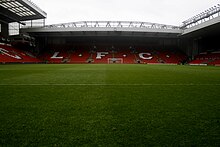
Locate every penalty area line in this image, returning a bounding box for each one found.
[0,83,220,86]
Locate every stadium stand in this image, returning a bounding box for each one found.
[0,44,41,63]
[69,49,91,64]
[189,51,220,66]
[33,47,187,64]
[40,50,69,63]
[114,49,135,64]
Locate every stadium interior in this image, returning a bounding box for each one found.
[1,1,220,146]
[0,1,220,66]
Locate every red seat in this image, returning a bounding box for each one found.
[190,51,220,66]
[0,44,41,63]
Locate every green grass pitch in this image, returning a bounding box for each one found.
[0,64,219,146]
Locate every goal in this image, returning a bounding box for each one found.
[108,58,123,64]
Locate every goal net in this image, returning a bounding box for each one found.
[108,58,123,64]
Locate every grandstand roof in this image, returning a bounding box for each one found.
[21,21,182,38]
[0,0,46,23]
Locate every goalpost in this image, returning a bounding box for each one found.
[108,58,123,64]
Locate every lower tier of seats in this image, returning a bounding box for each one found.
[189,51,220,66]
[1,44,220,66]
[38,49,187,65]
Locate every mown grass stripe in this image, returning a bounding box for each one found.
[0,83,220,86]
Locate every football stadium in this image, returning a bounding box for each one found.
[0,0,220,146]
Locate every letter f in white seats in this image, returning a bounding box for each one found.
[96,52,109,59]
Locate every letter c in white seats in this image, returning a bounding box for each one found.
[139,53,153,60]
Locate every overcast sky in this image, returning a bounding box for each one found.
[32,0,219,26]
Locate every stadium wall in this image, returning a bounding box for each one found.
[34,35,180,53]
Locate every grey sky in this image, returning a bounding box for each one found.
[32,0,219,26]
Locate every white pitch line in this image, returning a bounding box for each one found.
[0,83,220,86]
